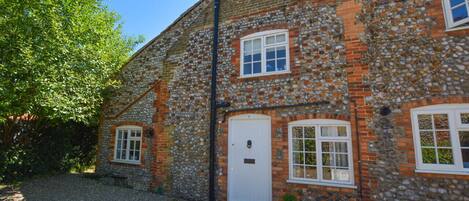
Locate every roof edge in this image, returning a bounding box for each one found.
[121,0,206,68]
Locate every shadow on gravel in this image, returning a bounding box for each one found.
[0,174,183,201]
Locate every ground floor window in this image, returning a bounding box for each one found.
[114,126,142,164]
[412,104,469,173]
[288,119,353,186]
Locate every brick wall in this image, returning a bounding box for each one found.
[97,0,469,200]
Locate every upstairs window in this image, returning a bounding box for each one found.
[114,126,142,164]
[412,104,469,173]
[241,30,290,77]
[443,0,469,30]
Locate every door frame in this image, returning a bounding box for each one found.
[227,114,272,201]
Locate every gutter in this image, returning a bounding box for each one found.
[208,0,220,201]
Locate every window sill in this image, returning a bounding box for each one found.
[445,25,469,32]
[111,160,141,165]
[287,179,357,189]
[239,70,291,79]
[415,169,469,176]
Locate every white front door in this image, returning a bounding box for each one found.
[228,114,272,201]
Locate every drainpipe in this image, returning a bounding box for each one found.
[352,100,364,201]
[209,0,220,201]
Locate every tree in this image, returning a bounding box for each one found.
[0,0,142,125]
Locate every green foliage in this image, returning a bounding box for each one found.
[0,0,143,123]
[0,120,97,182]
[283,194,298,201]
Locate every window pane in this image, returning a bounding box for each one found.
[304,127,315,138]
[136,130,141,137]
[305,152,316,165]
[292,127,303,138]
[135,141,141,151]
[321,126,346,137]
[434,114,449,129]
[123,139,127,149]
[116,149,121,159]
[322,153,332,166]
[135,151,140,161]
[337,127,347,136]
[243,63,252,75]
[418,114,433,129]
[461,113,469,124]
[253,62,261,73]
[123,130,128,139]
[332,168,351,182]
[266,48,276,60]
[293,165,304,178]
[276,34,286,43]
[450,0,465,7]
[129,151,134,160]
[436,131,452,147]
[277,46,286,58]
[305,166,317,179]
[438,148,454,164]
[293,139,304,151]
[244,40,252,52]
[422,148,437,164]
[252,52,261,62]
[336,154,349,167]
[130,141,135,150]
[323,167,332,180]
[304,140,316,152]
[117,139,122,148]
[460,131,469,147]
[322,142,332,152]
[118,130,123,139]
[293,152,304,164]
[266,36,276,45]
[462,149,469,168]
[266,60,276,72]
[452,5,469,22]
[244,55,252,62]
[121,150,126,159]
[420,131,435,146]
[277,59,286,71]
[131,130,135,137]
[335,142,348,153]
[253,38,261,50]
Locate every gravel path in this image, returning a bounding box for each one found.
[0,174,181,201]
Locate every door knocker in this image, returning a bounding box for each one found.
[247,140,252,149]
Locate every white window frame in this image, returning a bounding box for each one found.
[240,29,290,78]
[411,104,469,175]
[442,0,469,31]
[287,119,355,188]
[113,125,143,165]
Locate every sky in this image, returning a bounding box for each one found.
[103,0,199,51]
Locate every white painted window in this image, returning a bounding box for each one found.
[240,30,290,77]
[412,104,469,174]
[114,126,142,164]
[288,119,354,187]
[442,0,469,30]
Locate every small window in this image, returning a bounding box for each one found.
[442,0,469,30]
[241,30,289,77]
[114,126,142,164]
[412,104,469,173]
[288,119,353,186]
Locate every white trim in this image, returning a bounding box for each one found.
[287,119,354,186]
[240,29,290,78]
[442,0,469,30]
[287,179,357,189]
[415,169,469,176]
[113,126,143,164]
[411,104,469,174]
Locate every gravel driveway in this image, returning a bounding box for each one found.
[0,174,182,201]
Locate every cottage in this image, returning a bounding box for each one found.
[96,0,469,200]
